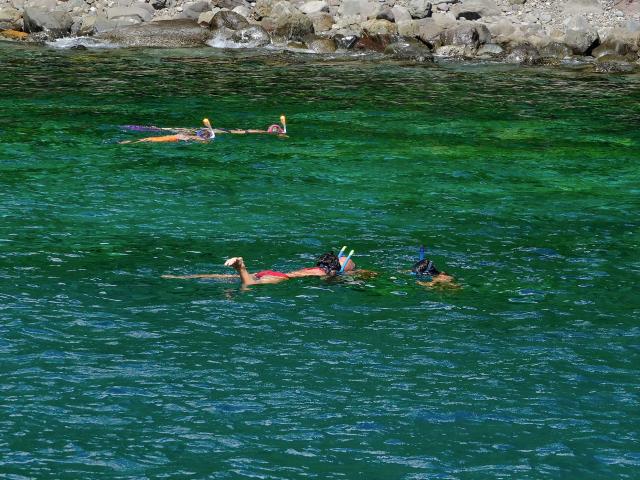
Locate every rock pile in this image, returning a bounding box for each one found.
[1,0,640,69]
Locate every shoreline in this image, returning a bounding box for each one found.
[1,0,640,72]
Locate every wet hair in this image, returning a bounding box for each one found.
[316,252,341,275]
[411,259,441,277]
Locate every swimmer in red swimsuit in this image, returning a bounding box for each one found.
[162,251,358,287]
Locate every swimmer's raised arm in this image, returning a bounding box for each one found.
[224,256,258,286]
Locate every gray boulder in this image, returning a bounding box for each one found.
[434,44,472,57]
[183,1,211,20]
[361,19,397,35]
[592,38,633,58]
[384,37,434,62]
[476,42,504,56]
[300,0,329,15]
[107,6,153,23]
[214,0,245,9]
[391,5,412,23]
[505,43,541,64]
[476,22,490,44]
[308,11,333,32]
[197,10,217,27]
[563,0,602,16]
[563,16,599,55]
[96,19,212,47]
[261,3,314,40]
[376,8,395,22]
[337,0,380,21]
[539,41,573,60]
[0,7,21,30]
[23,7,73,38]
[307,37,337,52]
[564,28,599,55]
[452,0,500,20]
[398,0,432,19]
[230,25,271,46]
[440,23,480,48]
[211,10,249,30]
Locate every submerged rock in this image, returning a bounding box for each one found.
[591,38,633,58]
[96,19,212,47]
[594,54,637,73]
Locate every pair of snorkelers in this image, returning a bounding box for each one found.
[163,245,457,289]
[120,115,287,144]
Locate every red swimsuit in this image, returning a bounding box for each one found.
[254,270,289,279]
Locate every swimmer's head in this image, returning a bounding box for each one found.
[196,129,214,140]
[267,124,284,134]
[411,259,440,277]
[315,252,342,276]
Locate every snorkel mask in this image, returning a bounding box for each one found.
[201,118,215,140]
[337,246,355,274]
[411,246,440,277]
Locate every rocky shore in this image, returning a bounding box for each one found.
[1,0,640,70]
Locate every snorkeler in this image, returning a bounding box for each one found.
[225,115,287,135]
[119,118,216,144]
[411,246,457,288]
[120,115,287,143]
[163,247,358,287]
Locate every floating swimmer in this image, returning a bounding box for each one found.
[120,115,287,142]
[162,247,367,288]
[412,245,458,288]
[119,118,216,144]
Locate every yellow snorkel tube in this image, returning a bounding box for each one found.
[203,118,215,139]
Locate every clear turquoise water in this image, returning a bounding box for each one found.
[1,43,639,478]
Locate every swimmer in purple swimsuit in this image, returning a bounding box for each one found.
[162,251,360,287]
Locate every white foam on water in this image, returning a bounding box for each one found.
[46,36,117,49]
[207,36,252,49]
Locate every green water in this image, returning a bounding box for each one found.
[1,43,639,478]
